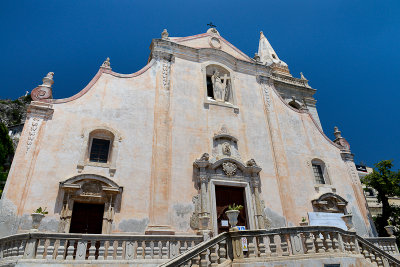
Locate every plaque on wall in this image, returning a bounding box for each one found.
[308,212,347,230]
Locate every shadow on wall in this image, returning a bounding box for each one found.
[264,207,286,228]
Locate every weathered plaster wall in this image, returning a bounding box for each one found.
[0,37,374,238]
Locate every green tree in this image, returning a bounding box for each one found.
[361,160,400,242]
[0,122,14,196]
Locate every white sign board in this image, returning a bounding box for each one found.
[236,226,248,251]
[221,220,229,227]
[308,212,347,230]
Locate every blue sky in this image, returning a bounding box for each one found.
[0,0,399,167]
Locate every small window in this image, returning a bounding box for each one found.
[289,100,301,109]
[206,75,214,99]
[89,138,110,163]
[312,164,325,184]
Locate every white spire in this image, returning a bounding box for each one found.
[258,31,287,67]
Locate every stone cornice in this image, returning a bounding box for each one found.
[150,39,315,91]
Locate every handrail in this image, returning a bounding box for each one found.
[159,232,230,267]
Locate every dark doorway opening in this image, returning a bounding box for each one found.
[215,185,247,234]
[69,202,104,234]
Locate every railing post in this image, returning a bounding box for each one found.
[230,228,244,260]
[23,236,37,259]
[76,240,87,260]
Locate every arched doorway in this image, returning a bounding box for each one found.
[58,174,123,234]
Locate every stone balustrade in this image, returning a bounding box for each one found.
[365,237,400,258]
[161,226,400,267]
[1,228,399,267]
[0,232,202,264]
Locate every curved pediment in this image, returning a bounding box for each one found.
[312,193,348,213]
[60,174,123,193]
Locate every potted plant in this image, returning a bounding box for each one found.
[225,203,243,228]
[385,219,395,237]
[299,217,309,226]
[31,207,48,231]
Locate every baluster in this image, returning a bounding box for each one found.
[163,241,170,259]
[46,239,55,260]
[258,236,267,257]
[248,236,257,258]
[191,254,200,267]
[369,248,376,264]
[56,239,65,260]
[219,239,227,262]
[3,241,8,258]
[87,240,96,260]
[144,241,152,259]
[114,240,123,260]
[361,245,371,262]
[136,241,144,259]
[269,235,278,256]
[331,233,340,253]
[12,240,19,258]
[65,240,75,260]
[200,249,209,267]
[179,241,186,256]
[322,232,333,253]
[304,232,315,254]
[280,234,289,256]
[107,240,114,260]
[97,240,106,260]
[349,236,357,254]
[210,245,219,267]
[313,231,325,253]
[17,239,26,259]
[36,239,45,259]
[375,255,383,266]
[153,241,160,259]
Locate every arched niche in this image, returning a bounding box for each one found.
[312,193,348,214]
[58,174,123,234]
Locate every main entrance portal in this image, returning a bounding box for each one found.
[69,202,104,234]
[215,185,247,233]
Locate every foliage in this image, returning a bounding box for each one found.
[302,217,307,222]
[361,160,400,245]
[0,122,14,168]
[228,203,243,211]
[33,207,48,215]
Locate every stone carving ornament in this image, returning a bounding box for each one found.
[31,72,54,101]
[190,195,201,230]
[222,142,231,156]
[222,162,237,176]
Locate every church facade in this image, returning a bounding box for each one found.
[0,28,376,239]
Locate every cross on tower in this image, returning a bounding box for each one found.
[207,22,216,28]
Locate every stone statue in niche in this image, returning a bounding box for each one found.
[211,70,231,102]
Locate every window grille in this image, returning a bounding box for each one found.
[89,138,110,163]
[312,164,325,184]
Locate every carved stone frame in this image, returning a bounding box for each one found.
[58,174,123,234]
[209,179,255,234]
[77,126,122,177]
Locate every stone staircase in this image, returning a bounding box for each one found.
[160,226,400,267]
[0,226,399,266]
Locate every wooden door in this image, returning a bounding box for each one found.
[69,202,104,234]
[215,185,247,233]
